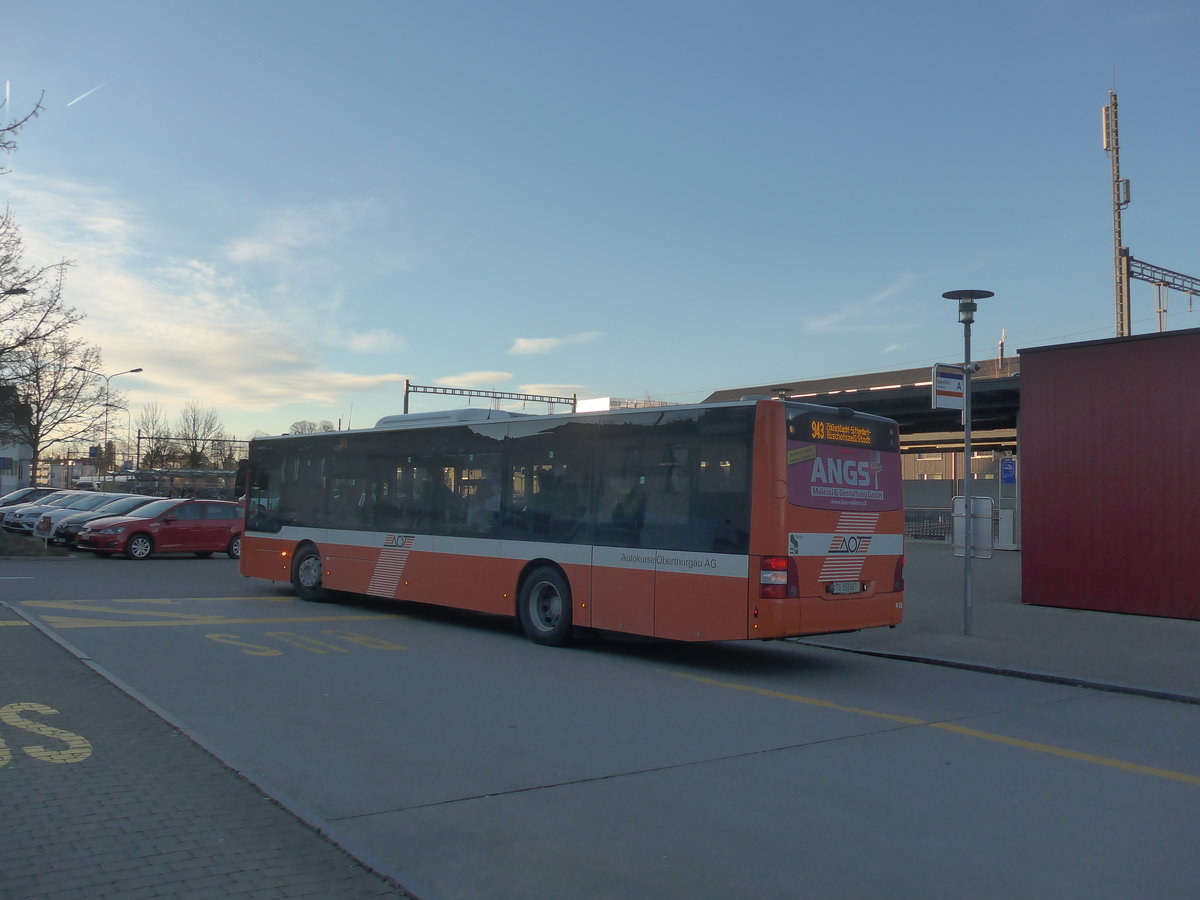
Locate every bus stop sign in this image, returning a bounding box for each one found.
[932,364,964,410]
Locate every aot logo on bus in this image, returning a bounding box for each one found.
[830,534,871,554]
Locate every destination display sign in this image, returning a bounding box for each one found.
[788,410,895,451]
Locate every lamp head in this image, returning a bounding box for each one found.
[942,289,994,325]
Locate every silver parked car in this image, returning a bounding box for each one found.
[2,491,88,534]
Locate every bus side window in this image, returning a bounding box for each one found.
[639,440,690,548]
[695,441,750,554]
[444,453,501,538]
[595,443,646,546]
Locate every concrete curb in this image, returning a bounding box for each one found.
[795,638,1200,706]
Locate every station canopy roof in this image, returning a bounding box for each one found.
[703,357,1021,451]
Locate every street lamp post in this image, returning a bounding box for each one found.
[942,289,993,635]
[74,366,144,478]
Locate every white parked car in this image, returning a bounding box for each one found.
[2,492,88,534]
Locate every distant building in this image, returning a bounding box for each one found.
[0,384,34,492]
[576,397,676,412]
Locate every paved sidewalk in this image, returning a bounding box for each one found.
[800,540,1200,704]
[0,602,409,900]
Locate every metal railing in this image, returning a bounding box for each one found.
[905,507,953,541]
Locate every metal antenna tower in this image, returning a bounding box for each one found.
[1102,91,1200,335]
[1102,91,1132,336]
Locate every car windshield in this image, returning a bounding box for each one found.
[126,499,183,519]
[71,493,123,511]
[93,496,150,516]
[43,494,83,508]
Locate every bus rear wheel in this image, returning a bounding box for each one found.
[292,545,328,602]
[518,566,573,646]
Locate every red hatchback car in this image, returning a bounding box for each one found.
[76,498,243,560]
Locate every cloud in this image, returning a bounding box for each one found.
[519,383,588,398]
[804,274,919,333]
[508,331,602,355]
[223,199,381,265]
[347,329,404,354]
[6,174,407,432]
[437,371,513,388]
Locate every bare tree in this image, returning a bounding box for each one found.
[0,335,106,480]
[0,210,82,363]
[0,91,43,175]
[175,401,227,468]
[135,402,177,468]
[289,419,335,434]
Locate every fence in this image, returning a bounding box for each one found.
[905,507,954,542]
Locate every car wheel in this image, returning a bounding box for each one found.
[125,534,154,560]
[292,544,328,602]
[517,566,573,646]
[227,534,242,559]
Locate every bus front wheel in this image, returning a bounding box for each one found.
[518,567,573,646]
[292,545,328,602]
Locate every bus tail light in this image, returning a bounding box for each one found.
[759,556,798,599]
[893,555,905,593]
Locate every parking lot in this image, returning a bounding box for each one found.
[4,547,1200,898]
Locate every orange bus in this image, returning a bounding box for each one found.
[239,399,904,645]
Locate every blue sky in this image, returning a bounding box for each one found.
[4,0,1198,438]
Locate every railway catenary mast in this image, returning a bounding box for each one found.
[1102,91,1200,336]
[1102,90,1132,337]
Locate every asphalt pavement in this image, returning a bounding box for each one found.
[800,540,1200,704]
[3,539,1199,898]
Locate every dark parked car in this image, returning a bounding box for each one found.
[50,494,158,546]
[76,498,243,560]
[34,492,139,540]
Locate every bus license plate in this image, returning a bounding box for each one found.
[828,581,861,595]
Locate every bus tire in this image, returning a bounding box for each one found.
[292,544,328,602]
[518,566,573,646]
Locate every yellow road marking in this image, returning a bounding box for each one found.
[39,614,404,629]
[930,723,1200,785]
[109,596,295,604]
[25,601,233,619]
[676,672,924,725]
[0,620,30,627]
[673,671,1200,786]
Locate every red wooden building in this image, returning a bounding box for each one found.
[1020,328,1200,620]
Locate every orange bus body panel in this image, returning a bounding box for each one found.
[240,399,904,643]
[590,564,654,635]
[654,570,748,641]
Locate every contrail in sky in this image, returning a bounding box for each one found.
[66,83,107,107]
